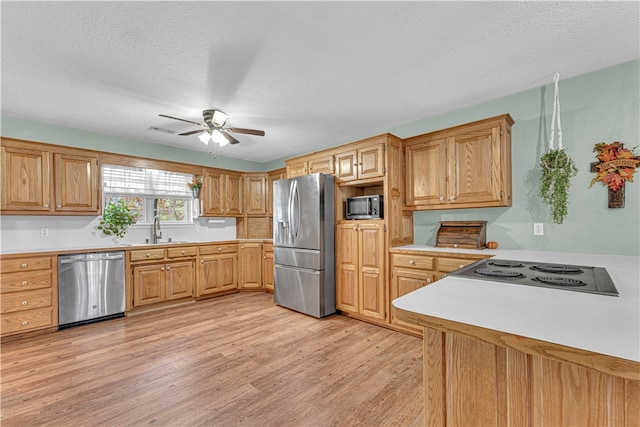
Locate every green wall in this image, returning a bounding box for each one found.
[2,60,638,255]
[389,60,639,256]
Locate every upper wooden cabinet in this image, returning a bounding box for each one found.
[1,138,100,215]
[404,114,513,210]
[54,152,100,213]
[202,169,243,216]
[335,141,385,183]
[285,154,335,178]
[244,173,268,216]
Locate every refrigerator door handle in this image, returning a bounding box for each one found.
[291,179,300,241]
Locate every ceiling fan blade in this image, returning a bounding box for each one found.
[228,127,265,137]
[159,114,205,127]
[222,131,240,145]
[179,129,206,136]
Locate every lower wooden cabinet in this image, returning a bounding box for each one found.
[0,255,57,338]
[390,253,436,333]
[132,261,194,307]
[262,243,274,293]
[336,221,386,321]
[197,244,237,297]
[238,242,263,289]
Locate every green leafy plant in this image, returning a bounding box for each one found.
[98,199,138,238]
[539,148,578,224]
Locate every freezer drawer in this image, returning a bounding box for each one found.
[274,246,324,270]
[274,265,335,318]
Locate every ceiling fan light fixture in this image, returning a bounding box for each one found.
[198,132,210,144]
[212,129,229,146]
[212,110,228,127]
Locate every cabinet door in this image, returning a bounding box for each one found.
[202,170,224,215]
[1,145,51,212]
[54,152,100,213]
[239,243,262,289]
[225,173,243,216]
[286,160,308,178]
[133,264,165,306]
[198,256,220,297]
[358,143,385,180]
[308,155,334,175]
[165,261,194,300]
[245,173,267,215]
[263,250,274,292]
[447,126,502,204]
[390,267,435,332]
[336,223,358,312]
[335,150,358,182]
[405,138,447,207]
[358,223,386,320]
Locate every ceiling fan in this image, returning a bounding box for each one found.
[159,109,265,146]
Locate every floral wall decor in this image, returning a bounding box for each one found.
[589,142,639,208]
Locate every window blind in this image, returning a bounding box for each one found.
[102,164,193,197]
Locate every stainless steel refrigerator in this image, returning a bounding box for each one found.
[273,173,335,318]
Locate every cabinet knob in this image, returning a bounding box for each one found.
[22,300,28,306]
[57,204,61,208]
[181,250,185,255]
[409,260,415,265]
[161,267,165,271]
[353,227,357,230]
[201,260,204,264]
[44,204,48,208]
[22,281,28,286]
[146,253,151,257]
[21,263,28,268]
[449,196,455,200]
[439,196,444,201]
[218,248,222,251]
[22,321,28,326]
[459,264,464,268]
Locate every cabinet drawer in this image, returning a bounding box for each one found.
[129,248,165,262]
[1,289,52,314]
[392,254,435,270]
[1,307,54,334]
[1,256,52,273]
[166,246,197,259]
[1,270,52,293]
[199,244,237,255]
[438,257,480,273]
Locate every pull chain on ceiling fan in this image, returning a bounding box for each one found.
[159,109,265,147]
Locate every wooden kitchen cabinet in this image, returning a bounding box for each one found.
[244,173,268,216]
[197,244,237,297]
[336,221,386,321]
[1,138,101,215]
[0,255,57,338]
[404,114,513,210]
[262,242,274,293]
[335,141,385,183]
[132,260,194,306]
[238,242,263,289]
[53,152,100,213]
[285,154,335,178]
[202,169,243,216]
[390,253,436,334]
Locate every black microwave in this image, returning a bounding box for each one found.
[346,195,383,220]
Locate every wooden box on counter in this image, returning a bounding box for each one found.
[435,221,487,249]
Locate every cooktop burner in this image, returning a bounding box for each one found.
[448,259,619,296]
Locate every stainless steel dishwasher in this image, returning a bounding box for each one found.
[58,251,126,328]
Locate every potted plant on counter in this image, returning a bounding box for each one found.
[98,198,138,238]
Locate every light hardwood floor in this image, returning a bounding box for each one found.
[1,293,423,426]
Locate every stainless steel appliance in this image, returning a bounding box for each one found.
[346,194,383,219]
[273,173,335,317]
[448,259,619,296]
[58,251,126,328]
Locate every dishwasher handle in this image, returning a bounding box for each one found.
[59,254,124,264]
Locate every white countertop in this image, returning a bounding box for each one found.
[392,246,640,362]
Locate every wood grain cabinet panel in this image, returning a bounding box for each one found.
[335,143,385,182]
[1,144,51,212]
[238,242,262,289]
[197,245,237,297]
[54,152,100,213]
[132,264,165,306]
[165,261,194,300]
[244,173,268,216]
[404,114,513,210]
[202,170,243,216]
[262,243,274,293]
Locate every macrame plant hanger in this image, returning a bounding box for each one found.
[546,72,566,167]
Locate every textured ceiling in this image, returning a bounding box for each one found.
[1,1,639,163]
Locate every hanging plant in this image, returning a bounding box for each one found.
[538,73,578,225]
[539,149,578,224]
[98,199,139,238]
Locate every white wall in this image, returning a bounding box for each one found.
[0,215,236,253]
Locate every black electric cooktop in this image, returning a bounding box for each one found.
[448,259,619,297]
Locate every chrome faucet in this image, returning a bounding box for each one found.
[151,215,162,243]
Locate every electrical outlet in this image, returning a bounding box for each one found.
[40,227,49,238]
[533,223,544,236]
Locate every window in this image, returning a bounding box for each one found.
[102,164,194,224]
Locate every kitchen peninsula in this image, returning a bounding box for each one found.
[392,247,640,426]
